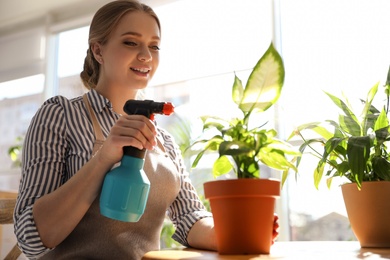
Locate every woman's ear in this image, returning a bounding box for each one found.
[91,42,103,64]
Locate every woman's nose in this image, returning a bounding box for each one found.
[137,45,152,62]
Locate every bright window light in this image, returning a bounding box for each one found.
[57,26,89,78]
[0,74,44,100]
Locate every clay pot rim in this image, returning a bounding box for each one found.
[204,178,281,198]
[341,180,390,189]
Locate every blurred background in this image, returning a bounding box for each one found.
[1,0,390,256]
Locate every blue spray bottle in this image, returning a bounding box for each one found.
[100,100,174,222]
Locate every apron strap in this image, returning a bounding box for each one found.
[83,94,105,155]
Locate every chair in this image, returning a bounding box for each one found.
[0,192,22,260]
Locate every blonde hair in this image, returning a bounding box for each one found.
[80,0,161,89]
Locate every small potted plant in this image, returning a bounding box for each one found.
[288,66,390,248]
[189,43,301,254]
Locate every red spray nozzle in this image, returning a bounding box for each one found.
[162,102,174,116]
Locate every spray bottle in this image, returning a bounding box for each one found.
[100,100,174,222]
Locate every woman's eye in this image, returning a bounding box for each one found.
[124,41,137,46]
[150,45,160,51]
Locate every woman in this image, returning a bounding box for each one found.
[14,1,278,259]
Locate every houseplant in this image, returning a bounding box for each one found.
[189,43,301,254]
[288,66,390,247]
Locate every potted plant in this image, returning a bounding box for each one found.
[288,66,390,248]
[189,43,301,254]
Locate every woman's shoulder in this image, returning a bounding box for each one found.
[42,95,83,107]
[37,95,84,114]
[29,95,85,125]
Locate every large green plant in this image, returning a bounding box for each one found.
[289,66,390,189]
[189,43,300,182]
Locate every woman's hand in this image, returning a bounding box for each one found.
[272,214,280,245]
[95,114,157,167]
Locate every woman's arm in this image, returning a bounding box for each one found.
[187,214,279,251]
[187,217,217,251]
[32,152,112,248]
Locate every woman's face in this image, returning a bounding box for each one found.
[98,11,161,92]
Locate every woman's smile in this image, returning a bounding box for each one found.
[130,66,151,77]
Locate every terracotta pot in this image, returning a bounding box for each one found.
[204,178,280,254]
[341,181,390,248]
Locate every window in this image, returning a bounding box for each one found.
[149,0,274,190]
[0,75,43,176]
[151,0,390,242]
[57,26,89,98]
[0,74,44,100]
[280,0,390,241]
[58,26,89,78]
[151,0,273,86]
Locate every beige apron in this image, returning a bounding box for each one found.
[41,94,181,260]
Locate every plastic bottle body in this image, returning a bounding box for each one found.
[100,155,150,222]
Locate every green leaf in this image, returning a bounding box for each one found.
[281,156,299,187]
[314,161,325,190]
[338,114,361,137]
[258,147,297,171]
[213,155,234,177]
[386,65,390,87]
[239,43,285,113]
[190,136,224,168]
[326,177,333,189]
[374,108,389,131]
[288,121,334,141]
[219,141,253,156]
[201,116,229,132]
[361,82,379,135]
[245,161,260,178]
[265,139,302,156]
[232,74,244,106]
[336,161,350,176]
[375,126,389,145]
[347,136,371,186]
[372,156,390,181]
[323,137,346,162]
[324,91,360,136]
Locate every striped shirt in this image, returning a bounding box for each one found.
[14,89,212,259]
